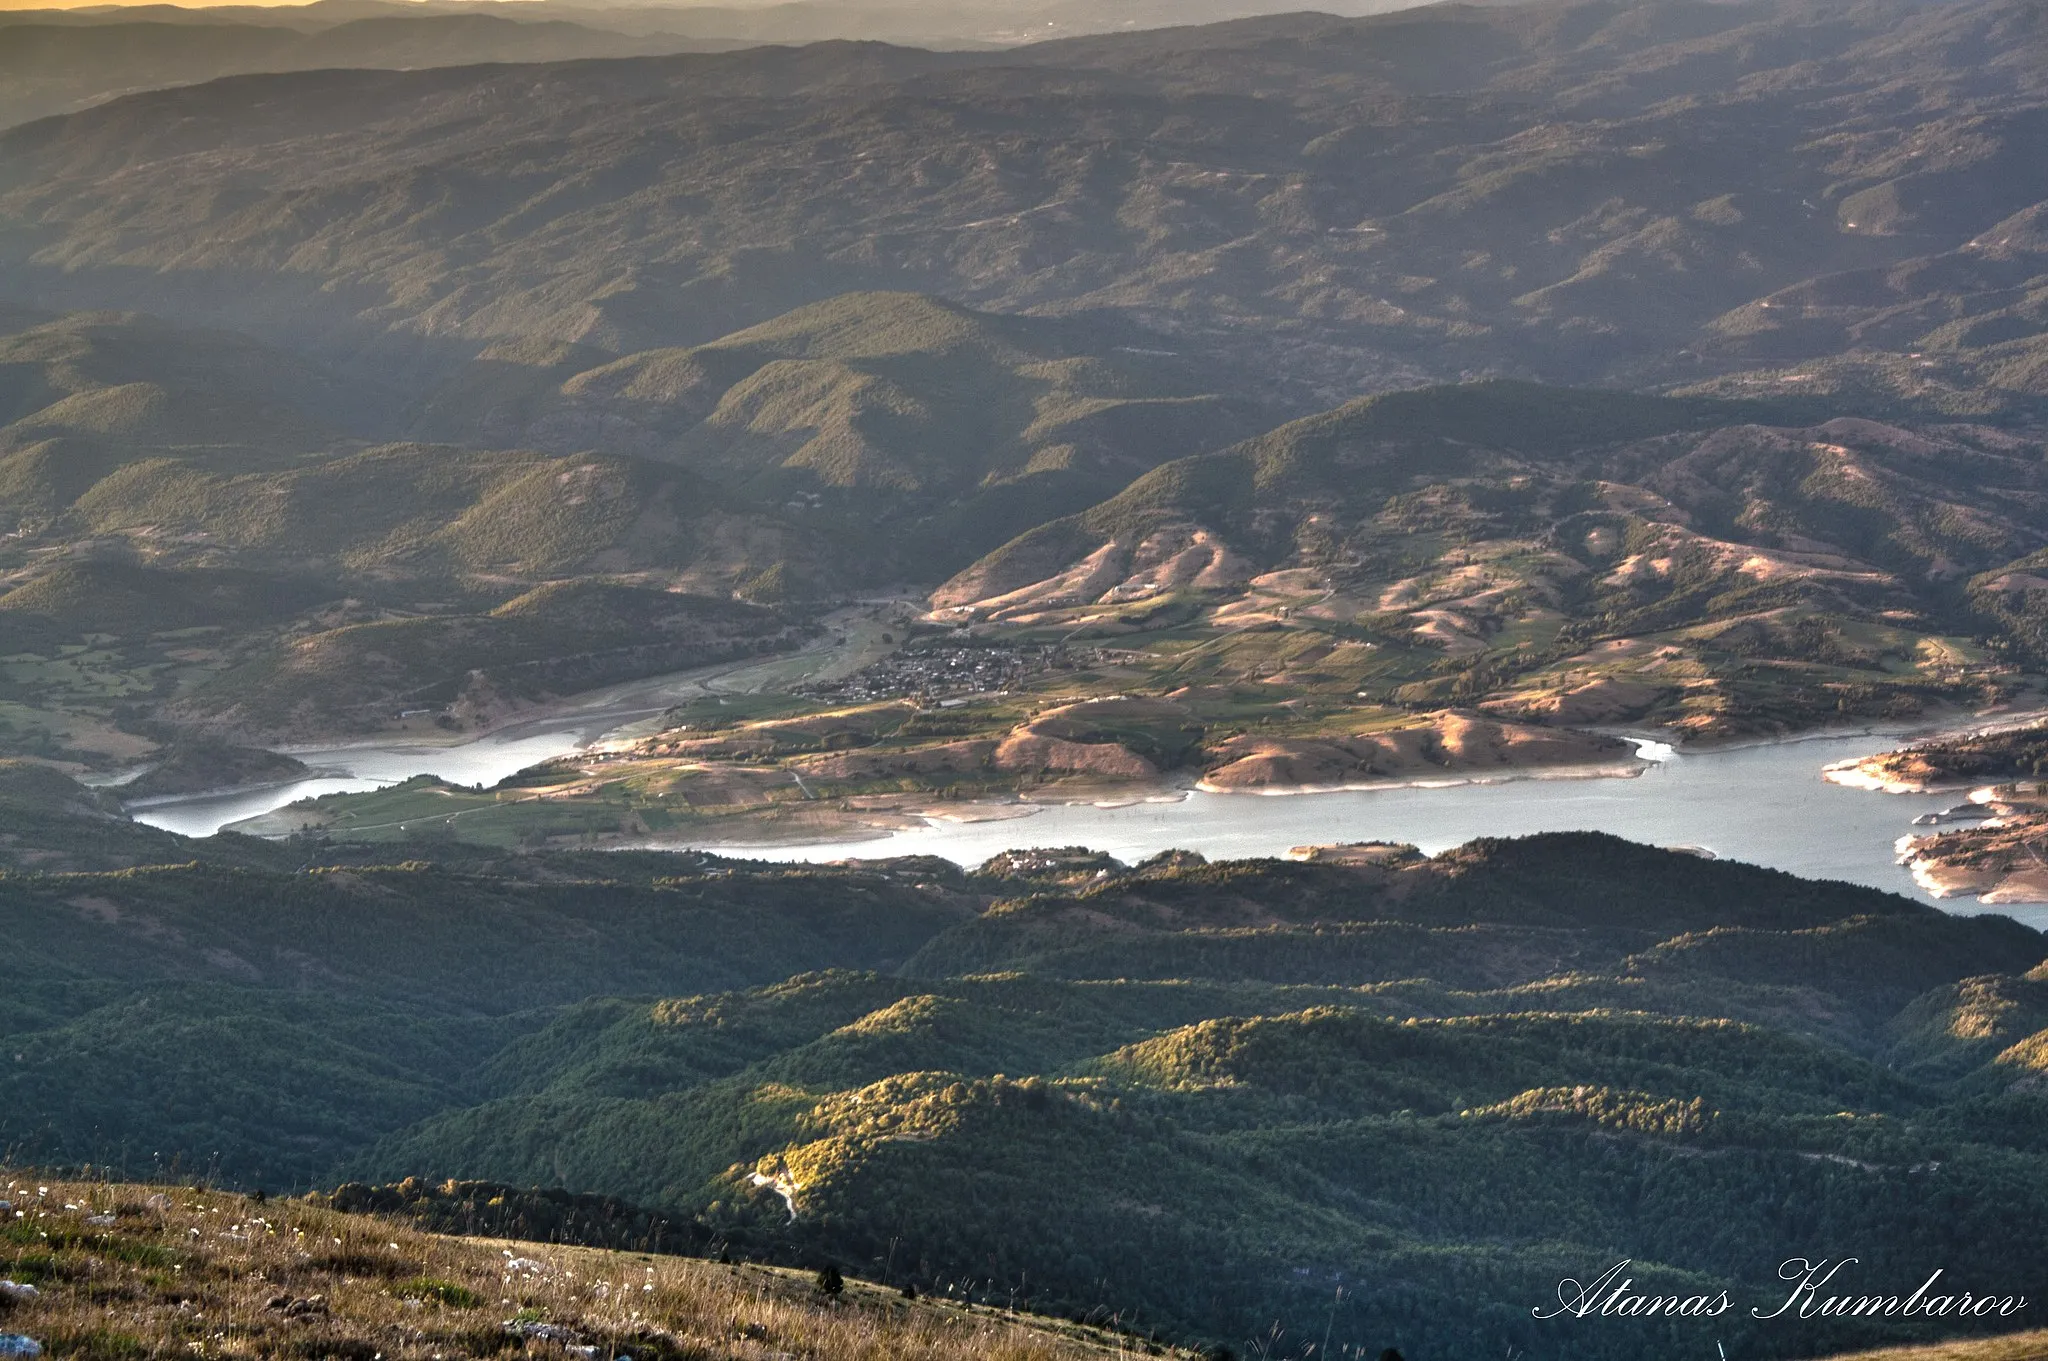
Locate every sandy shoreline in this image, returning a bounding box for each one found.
[141,700,2004,906]
[1812,707,2048,907]
[667,754,1665,851]
[1821,704,2048,794]
[1192,755,1651,796]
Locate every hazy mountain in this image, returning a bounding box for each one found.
[0,0,2041,403]
[0,294,1280,742]
[933,380,2048,736]
[0,0,1436,131]
[5,294,2045,757]
[0,12,746,129]
[0,294,1270,580]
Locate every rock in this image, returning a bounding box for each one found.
[0,1336,42,1359]
[0,1284,36,1302]
[506,1322,579,1343]
[1285,842,1424,867]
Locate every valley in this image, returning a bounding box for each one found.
[3,1,2048,1356]
[8,334,2042,871]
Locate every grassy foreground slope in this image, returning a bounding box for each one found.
[0,1174,1162,1361]
[0,1175,2042,1361]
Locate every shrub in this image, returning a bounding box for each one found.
[401,1277,483,1309]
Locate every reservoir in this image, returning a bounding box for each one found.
[125,725,592,842]
[130,716,2043,927]
[700,731,2044,927]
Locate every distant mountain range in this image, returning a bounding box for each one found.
[2,0,2042,401]
[0,0,1427,129]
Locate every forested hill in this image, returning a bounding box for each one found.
[5,786,2048,1359]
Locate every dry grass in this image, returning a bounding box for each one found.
[1808,1333,2048,1361]
[0,1174,1174,1361]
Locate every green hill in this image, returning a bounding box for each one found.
[5,813,2048,1358]
[0,560,329,635]
[171,580,793,739]
[330,839,2048,1358]
[0,759,268,873]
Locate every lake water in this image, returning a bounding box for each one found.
[128,719,2046,928]
[127,622,896,839]
[697,731,2047,927]
[125,725,593,839]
